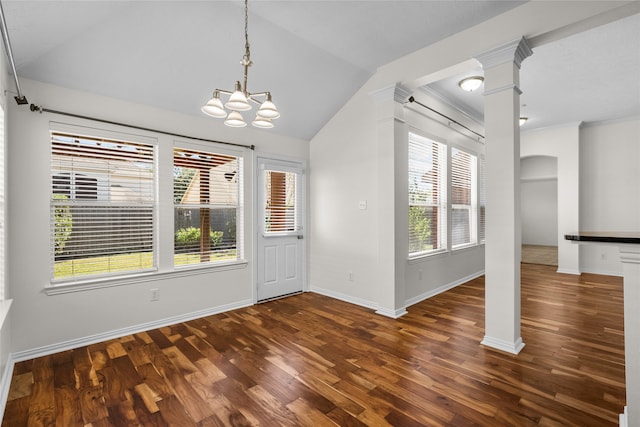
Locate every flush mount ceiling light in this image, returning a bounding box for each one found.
[458,76,484,92]
[519,117,528,126]
[201,0,279,128]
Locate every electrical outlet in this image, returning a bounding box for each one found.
[150,288,160,302]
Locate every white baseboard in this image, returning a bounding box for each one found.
[312,271,484,320]
[310,286,380,312]
[0,354,15,424]
[311,286,410,318]
[404,270,485,308]
[481,335,525,355]
[556,268,581,275]
[11,299,254,363]
[375,307,408,319]
[619,406,628,427]
[579,267,623,277]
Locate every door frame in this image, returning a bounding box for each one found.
[254,152,307,303]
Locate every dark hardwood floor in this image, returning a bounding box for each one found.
[2,264,626,426]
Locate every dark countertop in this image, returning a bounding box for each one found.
[565,231,640,244]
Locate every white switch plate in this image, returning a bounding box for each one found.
[358,200,367,210]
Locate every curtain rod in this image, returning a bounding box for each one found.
[0,0,28,105]
[29,104,255,151]
[406,96,485,140]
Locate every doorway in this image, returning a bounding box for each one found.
[256,156,305,301]
[520,155,558,266]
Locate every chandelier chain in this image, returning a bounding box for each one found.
[244,0,250,58]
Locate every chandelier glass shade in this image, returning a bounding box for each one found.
[201,0,279,128]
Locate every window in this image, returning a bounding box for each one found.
[50,132,156,281]
[479,157,486,243]
[408,132,447,256]
[451,148,477,248]
[263,170,299,233]
[173,146,242,267]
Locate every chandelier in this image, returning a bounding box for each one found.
[201,0,280,128]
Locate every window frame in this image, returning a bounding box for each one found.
[408,131,448,259]
[407,129,483,261]
[45,123,249,295]
[450,146,478,250]
[172,141,245,270]
[49,128,158,284]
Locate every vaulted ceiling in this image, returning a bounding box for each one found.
[3,1,639,140]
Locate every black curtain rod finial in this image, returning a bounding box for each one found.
[408,96,415,103]
[30,104,42,113]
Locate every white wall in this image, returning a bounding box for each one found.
[309,78,381,308]
[521,156,558,246]
[0,31,12,396]
[7,79,308,354]
[310,83,485,312]
[579,118,640,275]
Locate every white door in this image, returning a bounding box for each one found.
[257,158,305,301]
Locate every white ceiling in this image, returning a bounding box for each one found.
[3,1,639,140]
[426,13,640,131]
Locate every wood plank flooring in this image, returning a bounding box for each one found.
[2,264,625,426]
[522,245,558,266]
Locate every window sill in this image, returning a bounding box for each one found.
[408,243,485,264]
[408,249,448,264]
[0,299,12,331]
[45,260,249,295]
[452,243,481,253]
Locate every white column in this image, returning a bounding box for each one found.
[370,84,410,318]
[477,38,532,354]
[620,247,640,427]
[557,125,581,275]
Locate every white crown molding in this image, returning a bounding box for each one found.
[369,83,412,104]
[476,37,533,70]
[483,83,523,97]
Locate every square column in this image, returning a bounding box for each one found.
[620,248,640,426]
[566,233,640,427]
[477,38,532,354]
[369,84,411,318]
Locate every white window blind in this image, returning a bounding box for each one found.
[479,157,486,243]
[263,169,300,233]
[408,132,447,256]
[174,146,242,267]
[451,148,477,248]
[50,132,156,281]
